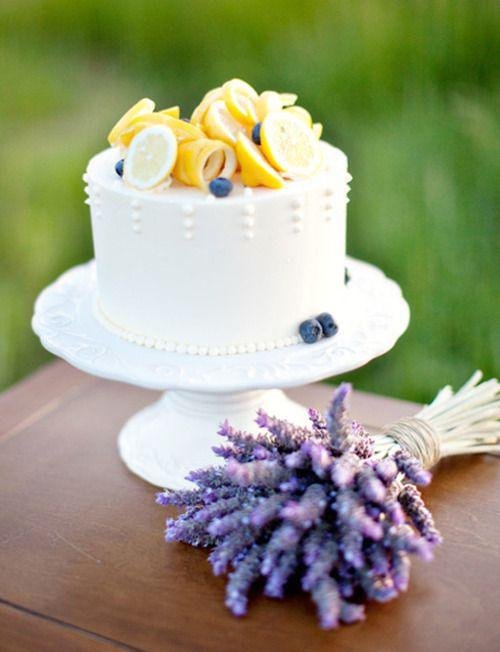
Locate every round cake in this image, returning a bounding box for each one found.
[85,80,352,355]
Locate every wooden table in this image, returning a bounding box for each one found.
[0,361,499,652]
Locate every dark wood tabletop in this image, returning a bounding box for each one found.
[0,360,499,652]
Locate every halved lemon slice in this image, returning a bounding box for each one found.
[190,87,224,125]
[255,91,282,121]
[124,125,177,190]
[312,122,323,139]
[173,138,237,190]
[235,133,284,189]
[284,105,313,127]
[223,79,258,125]
[120,113,204,146]
[157,105,180,119]
[260,111,321,177]
[203,100,247,145]
[107,98,155,146]
[280,92,298,107]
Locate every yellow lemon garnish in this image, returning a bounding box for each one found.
[284,105,313,127]
[173,138,237,190]
[119,113,204,146]
[312,122,323,139]
[107,98,155,146]
[260,111,321,178]
[255,91,301,121]
[203,100,248,145]
[223,78,259,125]
[279,92,298,107]
[235,133,284,189]
[190,87,224,125]
[124,125,177,190]
[157,105,180,119]
[255,91,282,121]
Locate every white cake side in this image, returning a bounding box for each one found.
[84,142,351,355]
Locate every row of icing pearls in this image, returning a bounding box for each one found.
[95,300,301,355]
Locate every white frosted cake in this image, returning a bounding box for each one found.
[84,80,351,355]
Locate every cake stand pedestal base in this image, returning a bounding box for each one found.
[32,257,410,489]
[118,389,309,488]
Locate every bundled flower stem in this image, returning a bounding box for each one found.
[157,371,499,629]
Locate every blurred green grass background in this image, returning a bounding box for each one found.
[0,0,498,401]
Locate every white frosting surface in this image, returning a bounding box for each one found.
[85,142,351,353]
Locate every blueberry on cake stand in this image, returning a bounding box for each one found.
[32,257,409,489]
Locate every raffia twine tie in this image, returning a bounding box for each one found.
[382,417,441,469]
[373,371,500,468]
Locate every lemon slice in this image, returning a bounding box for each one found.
[124,125,177,190]
[120,113,204,146]
[235,133,284,189]
[312,122,323,139]
[190,87,224,125]
[284,105,313,127]
[157,105,180,119]
[255,91,282,121]
[260,111,321,177]
[107,98,155,146]
[280,92,298,107]
[173,138,237,190]
[203,100,247,145]
[223,79,259,125]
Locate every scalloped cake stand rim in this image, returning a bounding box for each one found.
[32,257,410,393]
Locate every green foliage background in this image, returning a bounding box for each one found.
[0,1,498,401]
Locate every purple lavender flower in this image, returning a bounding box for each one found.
[159,382,441,629]
[398,484,442,545]
[394,449,432,486]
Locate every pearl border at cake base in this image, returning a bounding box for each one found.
[32,257,409,488]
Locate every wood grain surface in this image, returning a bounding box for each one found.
[0,360,499,652]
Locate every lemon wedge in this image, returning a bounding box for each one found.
[173,138,237,190]
[260,111,321,178]
[190,87,224,125]
[236,133,284,189]
[124,125,177,190]
[203,100,247,145]
[223,79,259,125]
[107,98,155,146]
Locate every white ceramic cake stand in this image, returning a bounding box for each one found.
[32,257,409,489]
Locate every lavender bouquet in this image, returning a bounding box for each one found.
[157,373,499,629]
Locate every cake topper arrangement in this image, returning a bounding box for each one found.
[107,79,324,194]
[157,371,500,629]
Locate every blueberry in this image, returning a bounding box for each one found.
[209,177,233,198]
[252,122,262,145]
[316,312,338,337]
[299,318,322,344]
[344,267,350,284]
[115,159,124,177]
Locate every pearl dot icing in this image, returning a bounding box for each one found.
[95,302,301,357]
[291,197,304,210]
[243,204,255,216]
[243,187,254,198]
[182,204,194,216]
